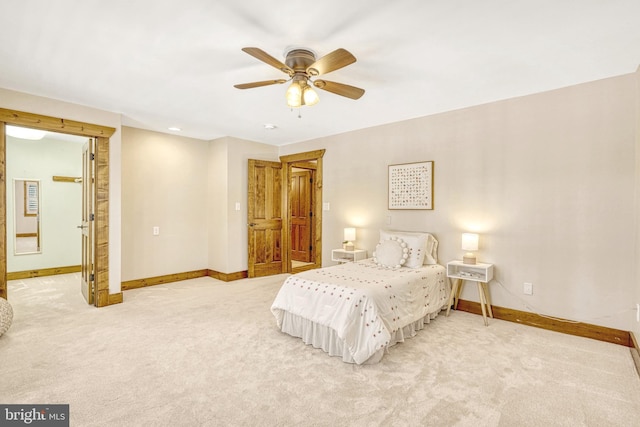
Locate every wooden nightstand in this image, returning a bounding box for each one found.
[445,260,494,326]
[331,249,367,264]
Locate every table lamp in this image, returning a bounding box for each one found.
[343,227,356,251]
[462,233,479,264]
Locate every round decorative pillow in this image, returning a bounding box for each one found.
[0,297,13,337]
[373,237,409,268]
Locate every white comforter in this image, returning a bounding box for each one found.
[271,259,448,364]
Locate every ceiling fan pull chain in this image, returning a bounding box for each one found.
[289,107,302,119]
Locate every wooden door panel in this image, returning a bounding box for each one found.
[290,171,312,262]
[255,231,265,264]
[248,160,283,277]
[254,167,266,218]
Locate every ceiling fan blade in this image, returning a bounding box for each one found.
[241,47,293,76]
[313,80,365,100]
[306,48,356,76]
[234,79,287,89]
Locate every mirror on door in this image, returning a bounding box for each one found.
[13,178,42,255]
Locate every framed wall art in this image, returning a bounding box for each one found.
[388,161,434,210]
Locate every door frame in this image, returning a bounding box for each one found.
[0,108,115,306]
[280,149,325,274]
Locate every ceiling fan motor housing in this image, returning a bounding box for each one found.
[285,49,318,75]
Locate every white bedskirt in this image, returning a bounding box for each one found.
[279,308,444,364]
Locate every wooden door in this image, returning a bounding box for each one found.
[247,160,283,278]
[290,171,312,262]
[81,138,95,305]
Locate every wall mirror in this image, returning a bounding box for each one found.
[13,178,42,255]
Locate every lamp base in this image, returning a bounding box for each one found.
[463,253,476,264]
[343,242,355,251]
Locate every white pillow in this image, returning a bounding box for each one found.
[379,230,439,266]
[380,230,428,268]
[423,234,438,265]
[373,238,409,269]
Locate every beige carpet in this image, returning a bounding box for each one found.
[1,273,639,426]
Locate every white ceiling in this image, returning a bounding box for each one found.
[1,0,639,146]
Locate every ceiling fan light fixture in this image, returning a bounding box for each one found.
[303,86,319,106]
[285,80,303,107]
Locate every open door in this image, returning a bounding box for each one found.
[80,138,95,305]
[247,159,284,278]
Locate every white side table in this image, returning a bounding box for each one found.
[445,260,494,326]
[331,249,367,263]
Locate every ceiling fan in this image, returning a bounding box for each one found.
[234,47,365,108]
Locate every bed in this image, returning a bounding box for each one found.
[270,231,450,364]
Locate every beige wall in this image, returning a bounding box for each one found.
[207,136,279,273]
[121,131,279,278]
[121,127,209,280]
[0,88,123,294]
[3,72,639,332]
[282,73,638,331]
[207,138,229,274]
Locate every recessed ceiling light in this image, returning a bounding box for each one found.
[168,126,181,131]
[6,125,47,140]
[264,124,277,130]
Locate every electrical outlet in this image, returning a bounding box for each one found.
[153,226,160,236]
[523,282,533,295]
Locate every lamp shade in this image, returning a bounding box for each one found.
[303,86,319,106]
[344,227,356,242]
[461,233,479,251]
[285,81,303,107]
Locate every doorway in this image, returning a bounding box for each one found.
[290,164,316,269]
[281,150,325,274]
[246,149,325,277]
[6,128,87,267]
[0,108,117,306]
